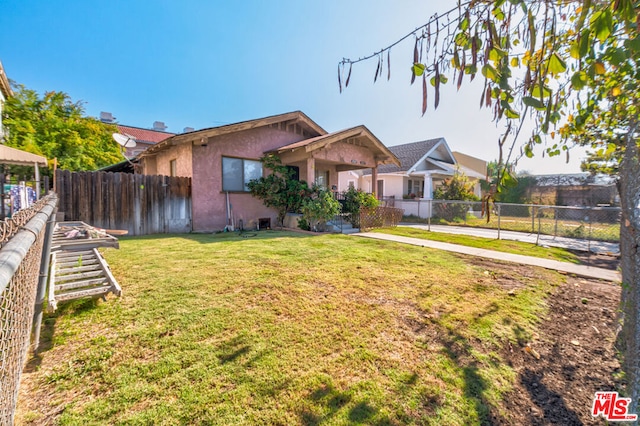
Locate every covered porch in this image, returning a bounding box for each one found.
[268,126,399,192]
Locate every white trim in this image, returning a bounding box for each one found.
[407,138,456,174]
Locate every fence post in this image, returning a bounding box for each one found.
[531,205,535,233]
[31,204,56,353]
[588,208,592,257]
[0,173,4,221]
[497,203,501,240]
[536,208,542,245]
[554,207,558,237]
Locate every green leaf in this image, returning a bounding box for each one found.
[510,57,519,67]
[412,63,425,76]
[481,64,500,81]
[523,96,545,110]
[579,29,591,57]
[592,9,613,43]
[455,32,469,47]
[569,42,581,60]
[464,64,478,75]
[531,85,551,99]
[439,75,448,84]
[504,107,520,119]
[547,53,567,75]
[524,143,534,158]
[460,16,470,31]
[500,170,518,188]
[492,7,505,21]
[571,71,587,90]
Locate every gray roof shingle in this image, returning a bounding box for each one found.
[368,138,444,174]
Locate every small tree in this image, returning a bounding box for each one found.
[433,172,479,222]
[300,186,342,232]
[341,186,379,227]
[247,154,311,226]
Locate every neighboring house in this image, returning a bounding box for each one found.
[116,124,175,158]
[0,60,13,141]
[527,173,619,207]
[138,111,400,232]
[338,138,486,200]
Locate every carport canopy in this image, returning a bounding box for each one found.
[0,144,48,199]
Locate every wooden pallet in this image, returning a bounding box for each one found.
[47,222,122,312]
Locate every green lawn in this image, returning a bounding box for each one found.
[372,226,581,264]
[20,231,564,425]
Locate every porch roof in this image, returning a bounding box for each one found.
[268,126,400,167]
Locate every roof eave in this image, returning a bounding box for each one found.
[142,111,327,157]
[0,61,13,98]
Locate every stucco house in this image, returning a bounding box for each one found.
[116,124,175,158]
[138,111,399,232]
[338,138,486,200]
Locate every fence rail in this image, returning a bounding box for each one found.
[0,194,57,425]
[56,170,192,236]
[383,198,621,243]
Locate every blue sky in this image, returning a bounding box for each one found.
[1,0,586,174]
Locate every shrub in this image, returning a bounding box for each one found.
[248,154,312,226]
[301,187,342,232]
[341,187,379,227]
[433,172,479,221]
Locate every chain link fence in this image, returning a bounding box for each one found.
[0,194,57,425]
[383,198,621,243]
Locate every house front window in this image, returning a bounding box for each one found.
[170,159,177,177]
[222,156,263,192]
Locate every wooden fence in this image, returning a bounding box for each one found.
[56,170,192,235]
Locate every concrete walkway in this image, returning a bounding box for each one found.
[354,232,621,283]
[401,223,620,255]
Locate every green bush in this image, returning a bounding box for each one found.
[301,186,342,232]
[433,172,478,221]
[248,154,312,226]
[341,187,379,227]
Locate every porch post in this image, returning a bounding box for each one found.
[371,166,378,198]
[306,157,315,185]
[424,173,433,199]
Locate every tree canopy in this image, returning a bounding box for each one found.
[2,83,122,171]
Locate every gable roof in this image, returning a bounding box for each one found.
[117,125,175,145]
[269,125,400,167]
[373,138,445,174]
[142,111,326,156]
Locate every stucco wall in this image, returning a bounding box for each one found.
[191,127,307,232]
[154,143,193,177]
[360,174,404,198]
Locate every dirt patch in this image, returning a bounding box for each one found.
[494,276,623,425]
[570,250,620,271]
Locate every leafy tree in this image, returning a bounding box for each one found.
[339,0,640,409]
[247,154,312,227]
[2,83,122,172]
